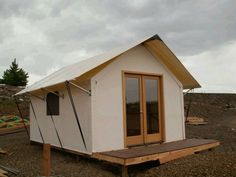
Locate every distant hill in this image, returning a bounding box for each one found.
[0,84,29,118]
[184,93,236,118]
[0,85,235,120]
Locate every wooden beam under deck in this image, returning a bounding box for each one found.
[92,139,220,166]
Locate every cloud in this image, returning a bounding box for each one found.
[181,41,236,93]
[0,0,235,92]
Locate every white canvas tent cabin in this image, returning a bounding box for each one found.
[16,34,219,172]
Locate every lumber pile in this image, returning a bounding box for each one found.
[0,115,29,135]
[186,116,208,125]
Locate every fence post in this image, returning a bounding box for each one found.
[43,144,51,176]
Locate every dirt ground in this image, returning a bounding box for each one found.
[0,93,236,177]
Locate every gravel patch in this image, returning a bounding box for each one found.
[0,94,236,177]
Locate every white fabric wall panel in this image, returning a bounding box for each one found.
[91,45,185,152]
[30,80,92,154]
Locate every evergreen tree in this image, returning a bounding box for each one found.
[1,59,28,86]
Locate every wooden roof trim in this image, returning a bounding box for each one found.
[144,39,201,89]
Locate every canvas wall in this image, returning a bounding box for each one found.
[91,44,185,152]
[30,80,92,154]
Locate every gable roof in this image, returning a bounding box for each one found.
[16,34,200,95]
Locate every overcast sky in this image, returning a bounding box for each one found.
[0,0,235,93]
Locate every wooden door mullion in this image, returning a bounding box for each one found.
[141,76,147,144]
[139,75,144,142]
[157,78,162,137]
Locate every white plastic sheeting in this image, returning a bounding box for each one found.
[16,34,199,95]
[16,35,155,95]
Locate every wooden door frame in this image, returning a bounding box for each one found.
[142,75,162,143]
[123,73,144,146]
[122,71,166,147]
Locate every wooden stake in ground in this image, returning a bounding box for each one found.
[43,144,51,177]
[121,166,128,177]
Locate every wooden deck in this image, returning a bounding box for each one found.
[92,139,220,166]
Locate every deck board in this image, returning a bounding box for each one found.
[100,139,218,159]
[93,139,219,166]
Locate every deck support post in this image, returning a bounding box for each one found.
[43,144,51,177]
[121,165,128,177]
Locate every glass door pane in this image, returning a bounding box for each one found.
[125,77,141,136]
[145,78,159,134]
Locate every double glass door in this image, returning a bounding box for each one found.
[124,73,163,146]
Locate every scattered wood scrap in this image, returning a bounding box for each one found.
[0,165,19,176]
[0,148,7,155]
[0,173,8,177]
[0,168,8,177]
[186,117,208,125]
